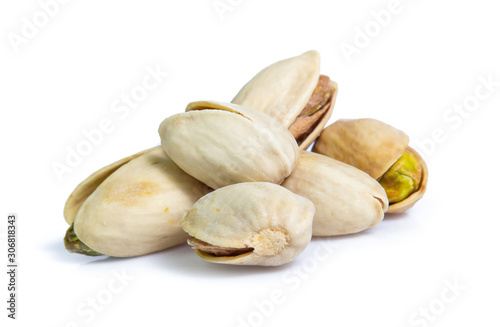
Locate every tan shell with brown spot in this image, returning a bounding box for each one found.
[281,151,388,236]
[68,147,210,257]
[312,118,428,214]
[64,147,153,225]
[313,119,409,179]
[232,50,338,150]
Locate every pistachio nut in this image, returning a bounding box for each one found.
[232,50,338,150]
[64,147,152,226]
[281,151,388,236]
[158,101,299,190]
[181,182,315,266]
[312,118,428,214]
[64,146,210,257]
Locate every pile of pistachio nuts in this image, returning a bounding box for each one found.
[63,50,428,266]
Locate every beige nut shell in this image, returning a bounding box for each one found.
[181,182,315,266]
[282,151,388,236]
[232,50,320,127]
[159,101,298,190]
[231,50,338,150]
[313,118,409,179]
[73,147,210,257]
[64,147,153,225]
[313,119,428,213]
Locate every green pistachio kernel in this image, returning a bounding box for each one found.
[378,150,422,204]
[64,224,103,256]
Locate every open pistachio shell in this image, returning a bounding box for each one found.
[181,182,315,266]
[63,147,154,225]
[232,50,320,127]
[294,80,337,150]
[313,119,409,180]
[281,151,388,236]
[72,147,210,257]
[159,101,298,189]
[232,50,338,150]
[385,147,428,214]
[313,119,427,213]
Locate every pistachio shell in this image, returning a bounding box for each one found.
[281,151,388,236]
[231,51,338,150]
[63,147,154,225]
[313,119,409,179]
[386,147,428,214]
[296,81,338,150]
[159,101,298,189]
[313,119,428,213]
[181,182,315,266]
[73,147,210,257]
[232,50,321,127]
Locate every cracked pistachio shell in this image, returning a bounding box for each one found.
[232,50,320,128]
[281,151,388,236]
[159,101,299,190]
[384,147,428,214]
[313,119,428,213]
[72,146,210,257]
[232,50,338,150]
[313,119,409,180]
[181,182,315,266]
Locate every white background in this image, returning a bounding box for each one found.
[1,0,499,326]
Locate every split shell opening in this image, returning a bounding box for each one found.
[181,182,315,266]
